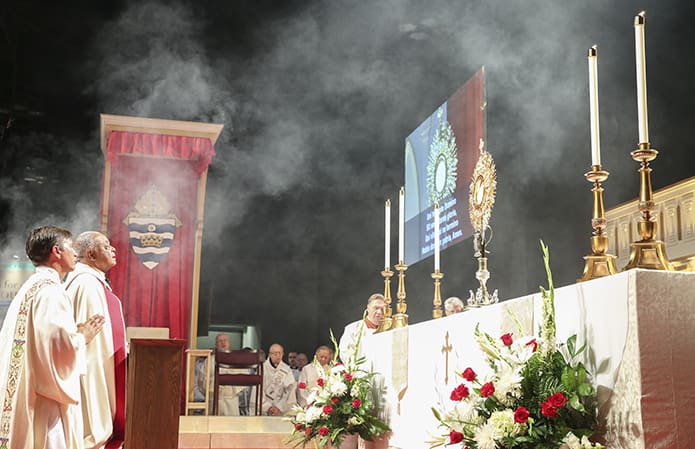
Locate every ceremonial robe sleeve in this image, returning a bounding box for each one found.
[29,284,86,405]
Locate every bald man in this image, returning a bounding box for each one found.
[65,231,127,449]
[262,343,297,416]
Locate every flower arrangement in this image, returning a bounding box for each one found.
[287,328,390,448]
[430,242,603,449]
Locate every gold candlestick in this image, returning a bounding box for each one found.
[391,261,409,329]
[375,268,394,333]
[432,269,444,319]
[579,165,618,281]
[623,143,673,270]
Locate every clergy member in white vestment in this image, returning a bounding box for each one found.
[64,232,127,449]
[199,333,247,416]
[0,225,105,449]
[262,343,297,416]
[338,293,385,361]
[297,345,333,407]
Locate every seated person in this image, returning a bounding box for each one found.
[444,296,465,316]
[297,345,333,407]
[199,333,249,415]
[262,343,297,416]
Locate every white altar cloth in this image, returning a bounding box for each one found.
[360,269,695,449]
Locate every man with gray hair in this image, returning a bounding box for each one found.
[338,293,385,361]
[65,231,127,449]
[444,296,465,316]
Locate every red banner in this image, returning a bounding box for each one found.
[101,130,214,342]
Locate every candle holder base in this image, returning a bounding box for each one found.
[391,313,409,329]
[578,253,617,282]
[431,270,444,319]
[623,239,672,271]
[375,269,394,334]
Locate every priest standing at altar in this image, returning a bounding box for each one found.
[65,231,127,449]
[338,293,385,361]
[0,225,105,449]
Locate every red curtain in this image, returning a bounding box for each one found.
[102,131,214,342]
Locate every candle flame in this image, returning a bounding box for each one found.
[385,199,391,206]
[634,11,645,25]
[400,186,404,195]
[588,45,597,57]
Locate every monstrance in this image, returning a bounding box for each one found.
[467,140,499,307]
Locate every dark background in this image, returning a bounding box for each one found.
[2,0,694,355]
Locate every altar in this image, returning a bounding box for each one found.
[361,269,695,449]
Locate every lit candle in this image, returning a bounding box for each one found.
[398,186,404,263]
[634,12,649,144]
[588,45,601,166]
[434,203,440,271]
[384,199,391,269]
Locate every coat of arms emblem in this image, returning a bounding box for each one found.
[124,185,182,270]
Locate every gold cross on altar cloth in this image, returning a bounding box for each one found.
[441,331,453,385]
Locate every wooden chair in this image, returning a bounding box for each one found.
[213,349,264,416]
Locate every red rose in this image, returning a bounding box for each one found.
[480,382,495,398]
[461,367,477,382]
[525,338,538,352]
[449,384,470,401]
[501,333,513,346]
[548,392,567,408]
[514,406,530,423]
[331,397,339,404]
[541,401,558,418]
[319,426,329,436]
[298,382,307,389]
[352,399,361,408]
[323,405,333,414]
[449,430,464,444]
[344,373,353,381]
[305,427,312,436]
[295,423,303,431]
[317,378,324,387]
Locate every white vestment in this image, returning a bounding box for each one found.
[64,263,126,449]
[198,356,247,416]
[296,363,328,407]
[0,267,87,449]
[338,318,376,362]
[261,360,296,415]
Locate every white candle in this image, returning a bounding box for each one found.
[588,45,601,166]
[384,199,391,269]
[434,203,440,271]
[634,12,649,144]
[398,186,404,263]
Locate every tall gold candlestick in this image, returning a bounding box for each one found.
[375,268,394,333]
[391,261,409,329]
[579,165,617,281]
[431,269,444,319]
[623,143,672,270]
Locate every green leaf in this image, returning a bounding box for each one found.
[568,393,587,413]
[578,382,594,396]
[561,366,576,389]
[566,334,577,358]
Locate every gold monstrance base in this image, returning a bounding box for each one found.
[375,268,393,333]
[578,166,617,282]
[623,143,672,271]
[391,261,409,329]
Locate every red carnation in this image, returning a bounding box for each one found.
[449,430,464,444]
[501,333,513,346]
[541,401,558,418]
[525,338,538,352]
[450,384,470,401]
[548,392,567,408]
[352,399,361,408]
[480,382,495,398]
[461,367,476,382]
[319,426,329,436]
[295,423,303,431]
[344,373,353,381]
[331,397,339,404]
[298,382,307,389]
[323,405,333,414]
[514,406,530,423]
[305,427,312,436]
[317,378,324,387]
